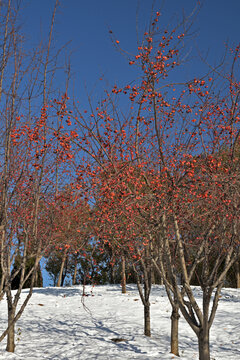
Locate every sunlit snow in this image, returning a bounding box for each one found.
[0,285,239,359]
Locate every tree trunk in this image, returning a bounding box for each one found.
[235,260,240,288]
[144,303,151,337]
[56,248,67,287]
[0,274,5,299]
[121,254,126,294]
[198,328,210,360]
[170,303,180,356]
[6,304,15,352]
[151,269,155,284]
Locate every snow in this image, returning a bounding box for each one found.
[0,285,239,359]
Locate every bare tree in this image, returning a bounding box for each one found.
[0,0,72,352]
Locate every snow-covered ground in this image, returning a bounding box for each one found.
[0,284,239,359]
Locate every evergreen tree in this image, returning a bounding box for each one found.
[11,255,43,290]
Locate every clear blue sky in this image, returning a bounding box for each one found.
[21,0,240,107]
[20,0,240,286]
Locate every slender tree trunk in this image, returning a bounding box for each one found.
[57,248,67,287]
[235,260,240,288]
[6,295,16,353]
[144,244,152,337]
[0,274,5,299]
[198,293,210,360]
[144,302,151,337]
[170,302,180,356]
[144,265,151,336]
[198,327,210,360]
[6,310,15,352]
[121,254,126,293]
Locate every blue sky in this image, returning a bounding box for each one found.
[20,0,240,286]
[21,0,240,107]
